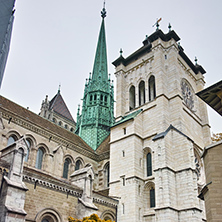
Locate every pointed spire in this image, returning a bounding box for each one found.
[75,4,114,150]
[92,4,108,83]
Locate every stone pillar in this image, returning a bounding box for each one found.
[70,167,98,219]
[0,138,28,222]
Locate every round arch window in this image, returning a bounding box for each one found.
[7,135,17,146]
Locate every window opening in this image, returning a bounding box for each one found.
[75,160,82,171]
[148,76,156,101]
[150,187,155,208]
[63,158,71,179]
[129,85,136,110]
[147,153,152,176]
[139,81,145,106]
[35,147,44,169]
[7,135,16,146]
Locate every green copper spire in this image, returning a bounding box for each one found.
[75,5,114,150]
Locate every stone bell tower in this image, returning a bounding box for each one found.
[109,24,211,222]
[75,5,114,150]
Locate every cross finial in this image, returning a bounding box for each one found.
[152,18,162,30]
[101,0,107,18]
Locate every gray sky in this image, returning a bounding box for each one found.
[1,0,222,133]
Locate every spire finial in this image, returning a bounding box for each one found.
[120,48,123,56]
[101,0,107,18]
[195,56,198,65]
[58,84,61,93]
[168,23,172,32]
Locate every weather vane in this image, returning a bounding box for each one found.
[101,0,107,18]
[152,18,162,30]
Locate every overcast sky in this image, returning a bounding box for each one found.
[1,0,222,133]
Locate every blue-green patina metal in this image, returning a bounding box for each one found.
[75,6,114,150]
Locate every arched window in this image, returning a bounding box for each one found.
[75,160,82,171]
[35,147,44,169]
[25,139,31,162]
[104,163,110,188]
[52,118,56,123]
[144,182,155,210]
[148,75,156,101]
[58,121,62,126]
[139,81,145,106]
[147,153,152,177]
[7,135,17,146]
[129,85,136,110]
[70,128,74,132]
[63,158,71,179]
[150,187,155,208]
[64,124,68,129]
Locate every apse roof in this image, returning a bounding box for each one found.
[49,90,75,123]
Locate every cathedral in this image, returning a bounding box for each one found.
[0,2,213,222]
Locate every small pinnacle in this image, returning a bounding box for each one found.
[195,57,198,65]
[120,48,123,56]
[168,23,171,32]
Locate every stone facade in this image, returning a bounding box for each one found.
[201,141,222,221]
[110,29,211,221]
[0,96,117,222]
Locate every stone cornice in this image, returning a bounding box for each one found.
[154,166,196,174]
[154,206,202,213]
[0,108,100,161]
[23,170,118,208]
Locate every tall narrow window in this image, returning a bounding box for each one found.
[150,187,155,208]
[147,153,152,176]
[129,85,136,110]
[35,147,44,169]
[104,163,110,187]
[122,203,125,214]
[25,139,31,162]
[75,160,82,171]
[148,75,156,101]
[139,81,145,106]
[63,158,71,179]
